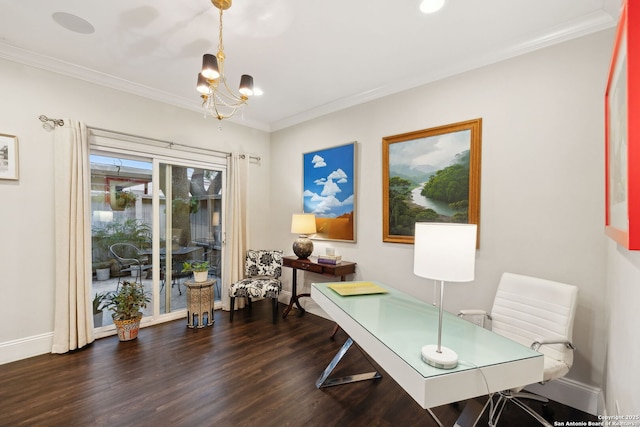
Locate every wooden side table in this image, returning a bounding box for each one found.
[282,256,356,318]
[185,279,215,328]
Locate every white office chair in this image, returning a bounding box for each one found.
[459,272,578,427]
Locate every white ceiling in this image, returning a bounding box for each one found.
[0,0,621,132]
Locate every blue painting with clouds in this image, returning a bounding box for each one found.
[303,143,354,217]
[303,143,355,241]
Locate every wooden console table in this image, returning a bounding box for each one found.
[282,256,356,318]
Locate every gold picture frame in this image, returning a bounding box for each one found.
[382,119,482,244]
[0,134,19,181]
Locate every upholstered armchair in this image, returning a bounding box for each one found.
[229,250,283,324]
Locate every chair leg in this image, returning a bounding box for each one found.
[272,297,278,324]
[510,397,554,427]
[487,391,554,427]
[172,276,182,295]
[230,297,235,322]
[488,393,509,427]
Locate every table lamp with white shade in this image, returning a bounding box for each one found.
[291,213,316,259]
[414,222,477,369]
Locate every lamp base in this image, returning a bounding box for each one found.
[293,236,313,259]
[421,344,458,369]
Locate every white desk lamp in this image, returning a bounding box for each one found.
[413,222,477,369]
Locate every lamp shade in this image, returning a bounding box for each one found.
[201,54,220,80]
[291,213,316,235]
[413,223,477,282]
[197,73,210,95]
[239,74,254,97]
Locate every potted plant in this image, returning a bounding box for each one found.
[92,292,108,327]
[104,281,150,341]
[111,190,137,211]
[182,261,210,282]
[93,260,113,281]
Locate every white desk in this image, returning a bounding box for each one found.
[311,281,543,414]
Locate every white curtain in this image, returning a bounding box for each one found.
[222,153,249,311]
[51,119,94,354]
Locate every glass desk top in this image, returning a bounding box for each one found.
[312,281,541,379]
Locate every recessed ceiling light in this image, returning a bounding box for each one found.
[420,0,445,14]
[52,12,95,34]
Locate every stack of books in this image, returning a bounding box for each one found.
[317,254,342,265]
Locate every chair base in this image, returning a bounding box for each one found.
[486,390,553,427]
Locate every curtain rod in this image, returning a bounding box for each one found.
[38,115,64,131]
[37,115,260,161]
[90,126,261,162]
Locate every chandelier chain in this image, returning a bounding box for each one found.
[218,8,224,56]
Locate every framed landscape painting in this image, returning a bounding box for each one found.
[303,142,356,242]
[382,119,482,244]
[605,0,640,250]
[0,134,19,180]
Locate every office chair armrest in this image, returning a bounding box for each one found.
[530,340,576,351]
[458,309,492,320]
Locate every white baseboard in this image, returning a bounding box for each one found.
[0,332,53,365]
[525,376,601,415]
[598,390,607,417]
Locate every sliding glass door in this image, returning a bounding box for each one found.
[90,152,224,331]
[157,161,223,315]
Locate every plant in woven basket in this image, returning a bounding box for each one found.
[115,190,137,209]
[105,281,150,321]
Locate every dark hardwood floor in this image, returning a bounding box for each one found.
[0,301,597,426]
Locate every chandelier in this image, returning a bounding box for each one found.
[197,0,254,120]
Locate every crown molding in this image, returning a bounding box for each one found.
[270,10,617,132]
[0,8,617,134]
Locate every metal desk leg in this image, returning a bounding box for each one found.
[316,338,382,388]
[454,397,491,427]
[316,338,443,427]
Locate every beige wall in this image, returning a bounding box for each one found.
[0,57,271,361]
[271,29,614,410]
[605,241,640,416]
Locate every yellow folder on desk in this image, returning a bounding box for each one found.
[328,281,388,296]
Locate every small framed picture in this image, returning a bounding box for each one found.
[0,134,19,181]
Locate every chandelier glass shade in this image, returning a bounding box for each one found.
[197,0,254,120]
